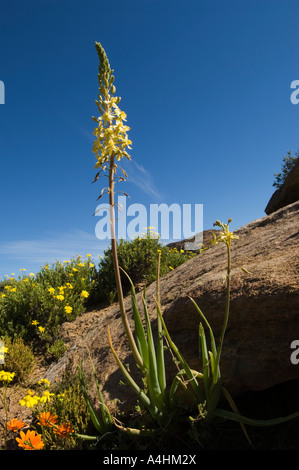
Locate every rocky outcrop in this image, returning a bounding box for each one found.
[45,201,299,411]
[265,159,299,215]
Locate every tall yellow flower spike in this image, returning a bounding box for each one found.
[91,42,143,370]
[92,42,132,182]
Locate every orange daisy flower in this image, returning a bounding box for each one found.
[6,418,26,432]
[16,429,44,450]
[37,411,58,428]
[53,422,74,439]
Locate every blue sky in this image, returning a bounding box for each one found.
[0,0,298,279]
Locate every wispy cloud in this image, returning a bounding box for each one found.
[126,160,164,201]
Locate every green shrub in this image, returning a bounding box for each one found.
[0,241,195,349]
[46,339,68,360]
[0,256,96,344]
[1,336,35,383]
[93,229,196,303]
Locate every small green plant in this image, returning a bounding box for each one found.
[47,339,68,360]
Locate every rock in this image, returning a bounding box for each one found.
[166,229,218,251]
[44,201,299,412]
[265,159,299,215]
[163,200,299,396]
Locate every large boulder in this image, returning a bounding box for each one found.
[265,159,299,215]
[45,201,299,411]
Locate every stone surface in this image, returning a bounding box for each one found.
[265,159,299,215]
[44,201,299,412]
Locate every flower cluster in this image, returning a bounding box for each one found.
[92,42,132,173]
[0,370,15,383]
[19,388,54,408]
[211,218,239,248]
[36,410,74,439]
[4,378,74,450]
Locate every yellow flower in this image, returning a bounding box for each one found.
[10,287,17,293]
[86,254,91,257]
[0,370,15,382]
[32,320,39,325]
[212,219,239,248]
[39,390,54,403]
[38,326,45,333]
[89,263,95,267]
[37,378,50,387]
[80,290,89,298]
[64,305,73,314]
[56,294,64,301]
[19,390,40,408]
[92,42,132,173]
[1,293,6,298]
[48,287,55,295]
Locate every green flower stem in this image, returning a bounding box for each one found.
[214,243,231,380]
[108,155,144,370]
